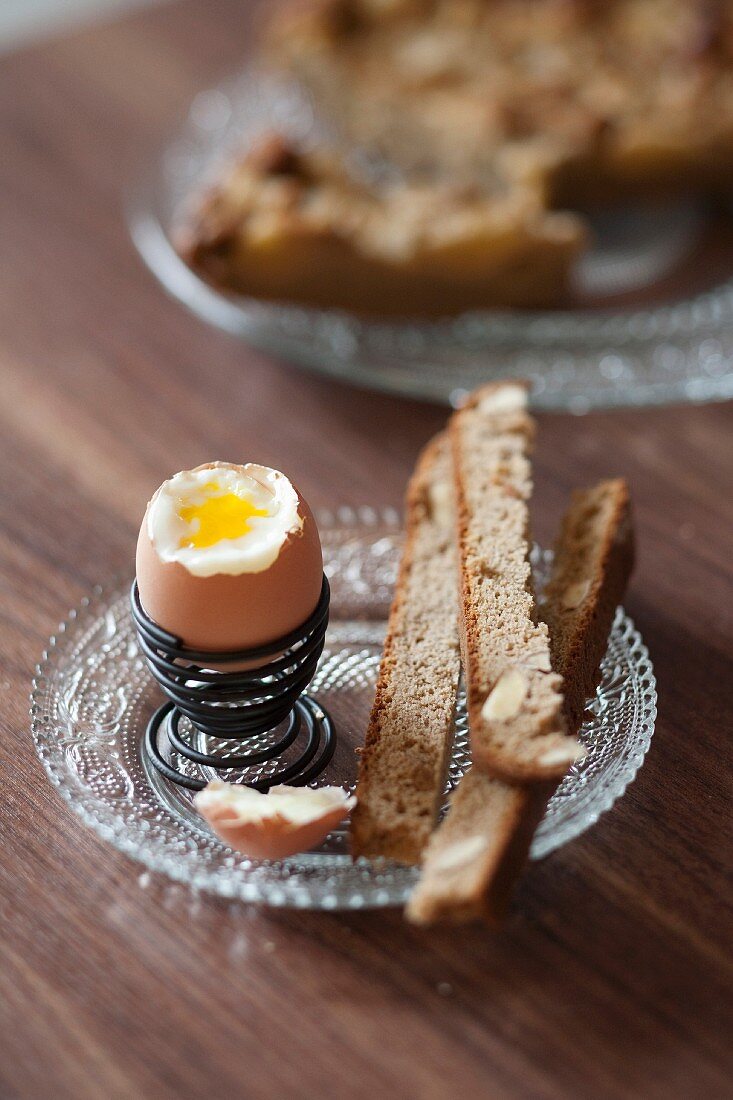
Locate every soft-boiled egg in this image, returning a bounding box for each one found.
[136,461,323,651]
[194,781,355,859]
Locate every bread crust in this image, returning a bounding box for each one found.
[406,476,635,926]
[350,433,461,864]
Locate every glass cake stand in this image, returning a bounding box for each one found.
[31,510,657,911]
[128,68,733,411]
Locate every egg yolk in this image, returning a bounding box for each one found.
[178,483,269,549]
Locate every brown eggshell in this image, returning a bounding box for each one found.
[195,785,354,860]
[136,477,323,652]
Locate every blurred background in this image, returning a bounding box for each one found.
[0,0,163,51]
[2,4,730,1099]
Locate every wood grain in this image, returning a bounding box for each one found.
[0,3,731,1098]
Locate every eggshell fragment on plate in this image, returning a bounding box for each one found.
[194,781,355,859]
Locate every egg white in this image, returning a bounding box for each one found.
[146,462,302,577]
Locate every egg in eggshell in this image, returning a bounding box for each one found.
[136,461,323,652]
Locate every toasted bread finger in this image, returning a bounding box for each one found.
[450,382,581,782]
[351,434,461,864]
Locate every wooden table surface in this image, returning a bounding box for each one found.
[1,3,732,1097]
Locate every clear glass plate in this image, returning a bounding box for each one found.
[31,510,657,910]
[128,68,733,411]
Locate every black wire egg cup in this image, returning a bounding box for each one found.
[130,576,335,792]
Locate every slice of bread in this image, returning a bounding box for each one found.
[350,434,461,864]
[450,382,582,783]
[406,477,634,925]
[405,768,553,926]
[542,479,635,736]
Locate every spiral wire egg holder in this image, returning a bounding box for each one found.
[130,576,335,792]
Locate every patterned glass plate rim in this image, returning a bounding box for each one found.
[128,66,733,411]
[30,509,657,911]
